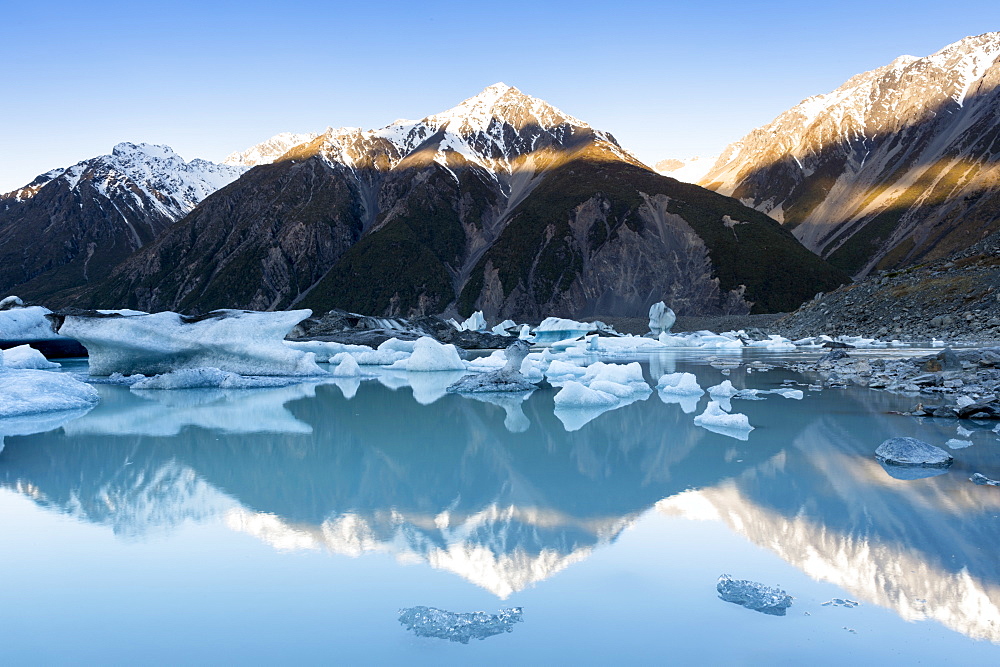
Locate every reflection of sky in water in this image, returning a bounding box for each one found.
[1,353,1000,661]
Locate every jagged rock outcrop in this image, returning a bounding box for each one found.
[75,84,846,318]
[701,32,1000,278]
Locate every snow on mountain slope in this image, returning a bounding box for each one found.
[229,83,646,179]
[655,156,719,184]
[7,142,246,219]
[223,132,321,167]
[0,143,247,300]
[700,32,1000,277]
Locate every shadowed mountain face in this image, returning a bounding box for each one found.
[700,33,1000,278]
[64,84,845,318]
[0,144,246,302]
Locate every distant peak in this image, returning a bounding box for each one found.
[112,142,180,161]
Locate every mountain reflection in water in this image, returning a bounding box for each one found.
[1,362,998,641]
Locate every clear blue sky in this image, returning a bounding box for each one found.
[1,0,996,192]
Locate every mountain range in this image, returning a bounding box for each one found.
[1,83,845,319]
[696,32,1000,278]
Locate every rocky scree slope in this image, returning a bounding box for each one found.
[701,32,1000,278]
[774,226,1000,340]
[0,143,245,302]
[76,84,846,319]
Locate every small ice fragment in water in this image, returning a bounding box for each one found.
[397,606,523,643]
[717,574,792,615]
[822,598,860,607]
[971,473,1000,486]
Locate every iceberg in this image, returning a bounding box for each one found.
[448,341,538,393]
[397,606,523,644]
[656,372,703,394]
[329,354,363,378]
[553,381,622,408]
[50,309,324,377]
[1,344,60,369]
[544,359,588,383]
[391,337,466,372]
[284,340,407,365]
[455,311,487,332]
[0,301,60,341]
[694,401,753,439]
[0,369,101,419]
[648,301,676,336]
[717,575,792,615]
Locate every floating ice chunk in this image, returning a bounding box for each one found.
[742,335,795,350]
[457,311,487,332]
[52,309,324,376]
[284,340,404,365]
[1,344,60,369]
[553,381,620,408]
[589,379,651,399]
[717,575,792,615]
[378,338,418,354]
[545,359,587,383]
[389,337,465,372]
[708,380,739,398]
[971,473,1000,486]
[397,606,523,644]
[518,324,531,340]
[694,401,753,439]
[658,331,744,349]
[0,299,67,342]
[491,319,517,335]
[945,438,974,450]
[769,388,804,400]
[448,341,538,393]
[330,354,363,378]
[581,361,646,385]
[534,317,593,333]
[129,367,300,390]
[0,368,100,418]
[656,372,703,395]
[648,301,676,336]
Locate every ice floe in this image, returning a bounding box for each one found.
[52,309,325,377]
[389,337,466,372]
[693,401,753,440]
[0,368,100,419]
[1,344,60,369]
[397,606,523,643]
[717,575,792,615]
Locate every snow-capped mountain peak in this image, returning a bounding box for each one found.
[424,82,588,135]
[700,31,1000,277]
[6,142,246,219]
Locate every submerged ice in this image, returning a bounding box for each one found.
[397,606,523,643]
[717,575,793,615]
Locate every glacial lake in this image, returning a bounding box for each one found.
[2,351,1000,663]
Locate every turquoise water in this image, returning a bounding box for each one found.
[2,353,999,663]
